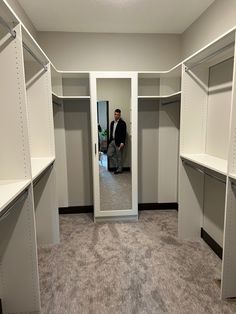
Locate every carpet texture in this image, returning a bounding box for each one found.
[99,159,131,211]
[38,211,236,314]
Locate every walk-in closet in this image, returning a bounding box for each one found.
[1,0,236,312]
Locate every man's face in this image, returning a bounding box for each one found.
[114,111,121,121]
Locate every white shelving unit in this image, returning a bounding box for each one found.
[221,32,236,298]
[138,65,181,204]
[179,28,236,299]
[0,7,40,312]
[23,29,59,246]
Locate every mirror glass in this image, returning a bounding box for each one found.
[97,78,132,211]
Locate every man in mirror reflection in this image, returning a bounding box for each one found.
[107,109,126,174]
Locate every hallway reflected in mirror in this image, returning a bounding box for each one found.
[97,78,132,211]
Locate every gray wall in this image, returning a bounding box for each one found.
[181,0,236,60]
[37,32,181,71]
[64,99,93,206]
[138,100,159,203]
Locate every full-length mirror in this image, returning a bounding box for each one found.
[97,78,132,211]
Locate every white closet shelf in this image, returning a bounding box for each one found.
[31,157,55,181]
[229,173,236,180]
[181,153,227,175]
[52,92,90,99]
[0,179,31,213]
[138,91,181,99]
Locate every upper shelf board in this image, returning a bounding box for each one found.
[31,157,55,181]
[181,153,227,176]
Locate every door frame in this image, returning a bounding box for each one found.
[97,100,109,154]
[90,72,138,218]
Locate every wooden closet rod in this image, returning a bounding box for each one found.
[185,42,235,72]
[23,42,48,71]
[0,189,28,222]
[182,160,226,184]
[0,15,16,39]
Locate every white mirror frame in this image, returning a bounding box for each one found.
[90,72,138,220]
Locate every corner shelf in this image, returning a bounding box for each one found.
[0,179,31,213]
[180,153,227,175]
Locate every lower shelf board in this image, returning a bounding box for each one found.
[201,228,223,259]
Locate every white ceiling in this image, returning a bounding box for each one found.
[17,0,215,34]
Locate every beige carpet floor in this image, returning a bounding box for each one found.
[99,157,131,211]
[38,211,236,314]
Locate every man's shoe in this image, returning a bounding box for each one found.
[114,170,122,174]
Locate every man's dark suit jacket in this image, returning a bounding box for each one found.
[109,119,127,147]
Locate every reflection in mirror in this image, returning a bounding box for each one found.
[97,78,132,211]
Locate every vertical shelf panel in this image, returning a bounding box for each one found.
[34,166,59,245]
[0,27,30,180]
[222,33,236,299]
[0,190,40,313]
[53,101,69,208]
[221,181,236,298]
